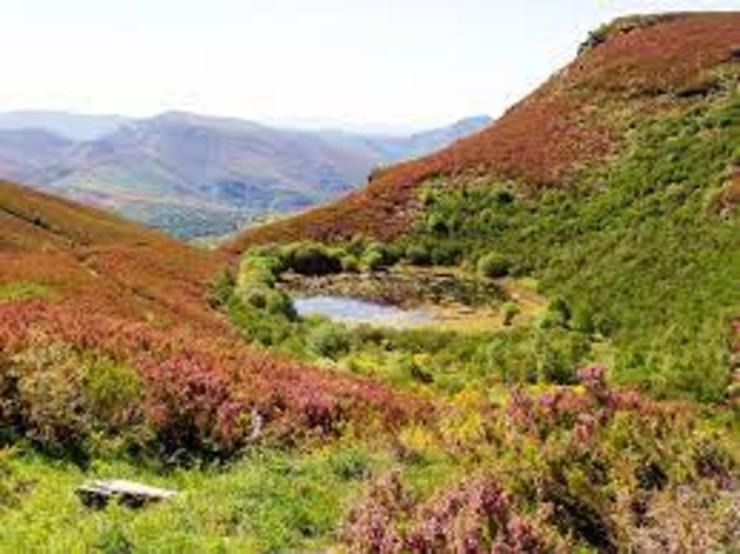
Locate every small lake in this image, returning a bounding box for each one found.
[293,295,438,328]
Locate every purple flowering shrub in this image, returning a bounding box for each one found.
[344,473,564,553]
[343,366,739,552]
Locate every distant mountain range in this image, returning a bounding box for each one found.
[0,111,128,141]
[0,110,490,238]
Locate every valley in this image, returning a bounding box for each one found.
[0,111,490,239]
[1,11,739,554]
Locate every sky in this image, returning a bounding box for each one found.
[1,0,739,131]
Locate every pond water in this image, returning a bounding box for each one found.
[293,295,438,328]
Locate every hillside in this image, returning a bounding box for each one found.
[227,12,740,402]
[0,179,225,326]
[0,180,420,460]
[230,12,740,247]
[0,112,490,239]
[2,12,740,553]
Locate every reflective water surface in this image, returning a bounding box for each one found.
[293,295,437,328]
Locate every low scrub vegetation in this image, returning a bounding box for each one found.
[342,368,739,552]
[477,250,512,278]
[402,82,740,402]
[3,14,740,553]
[0,299,424,463]
[219,247,599,397]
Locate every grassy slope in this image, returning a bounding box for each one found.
[225,12,740,402]
[398,86,740,401]
[0,446,385,553]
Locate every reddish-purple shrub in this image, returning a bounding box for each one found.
[0,300,429,457]
[577,364,607,393]
[344,474,563,553]
[343,472,410,554]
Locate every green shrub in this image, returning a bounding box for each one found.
[341,255,360,273]
[235,250,297,319]
[82,359,142,430]
[265,289,296,318]
[356,244,393,272]
[427,213,449,235]
[227,294,296,347]
[244,286,269,310]
[361,250,385,271]
[571,305,595,334]
[207,268,235,308]
[494,189,515,205]
[240,285,295,318]
[10,343,91,456]
[501,302,520,326]
[307,323,352,359]
[276,242,302,265]
[420,189,436,207]
[360,242,401,270]
[405,244,432,266]
[477,251,511,279]
[534,327,591,384]
[485,329,539,384]
[348,234,370,256]
[430,243,462,266]
[1,346,148,458]
[541,296,571,328]
[238,254,281,288]
[289,243,342,276]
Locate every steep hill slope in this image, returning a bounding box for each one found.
[0,181,421,457]
[0,112,490,239]
[227,12,740,402]
[0,179,221,323]
[229,12,740,248]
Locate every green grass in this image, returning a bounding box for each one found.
[0,282,50,303]
[0,444,402,554]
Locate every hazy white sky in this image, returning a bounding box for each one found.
[1,0,738,129]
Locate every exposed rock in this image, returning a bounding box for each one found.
[77,480,178,509]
